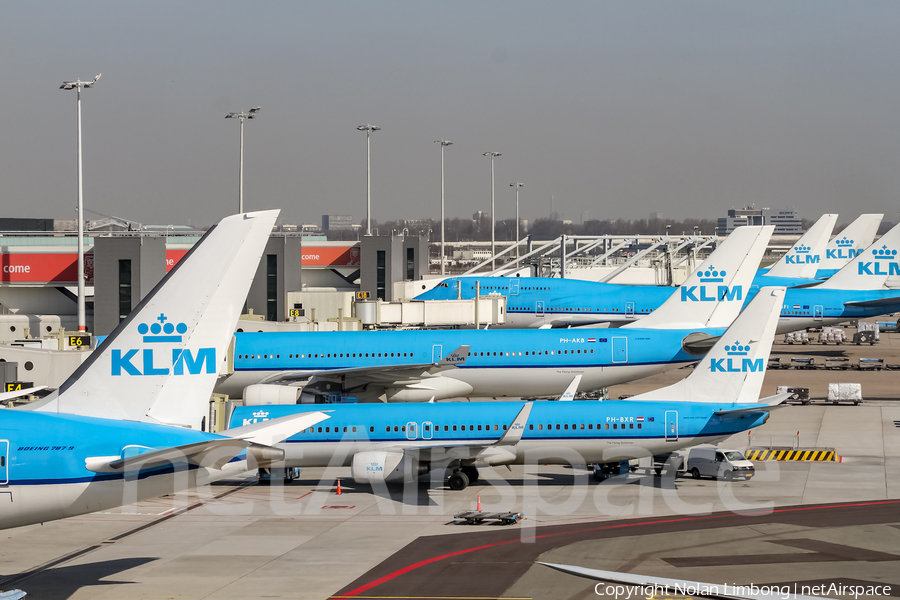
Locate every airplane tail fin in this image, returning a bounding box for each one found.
[817,213,883,277]
[815,222,900,290]
[628,287,785,404]
[32,210,279,429]
[625,226,773,329]
[765,214,837,278]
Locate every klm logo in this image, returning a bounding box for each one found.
[709,341,763,373]
[682,267,742,302]
[242,410,270,426]
[826,237,860,260]
[111,313,215,376]
[857,245,900,276]
[784,244,819,264]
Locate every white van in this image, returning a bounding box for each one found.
[687,448,754,481]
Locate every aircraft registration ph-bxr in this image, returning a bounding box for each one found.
[418,216,899,334]
[228,288,787,491]
[215,226,773,403]
[0,211,330,530]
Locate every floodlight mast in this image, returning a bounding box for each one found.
[358,125,381,235]
[59,73,101,333]
[483,152,501,269]
[435,140,452,275]
[510,182,524,260]
[225,107,261,214]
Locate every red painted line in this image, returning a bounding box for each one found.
[332,499,900,599]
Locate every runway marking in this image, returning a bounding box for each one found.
[333,499,900,599]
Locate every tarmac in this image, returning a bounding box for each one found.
[2,323,900,600]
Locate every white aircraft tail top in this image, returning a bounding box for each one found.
[816,221,900,290]
[765,213,837,278]
[626,225,773,330]
[818,213,883,275]
[32,210,279,429]
[629,287,785,404]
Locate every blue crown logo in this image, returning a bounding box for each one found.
[871,245,897,260]
[835,237,854,247]
[724,341,750,356]
[794,244,811,254]
[137,313,188,343]
[699,266,726,283]
[252,410,270,419]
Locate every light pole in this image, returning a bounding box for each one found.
[483,151,501,268]
[434,140,452,274]
[60,73,101,333]
[510,182,524,259]
[358,124,381,235]
[225,107,261,214]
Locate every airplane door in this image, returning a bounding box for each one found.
[509,278,519,296]
[612,337,628,363]
[625,302,635,318]
[665,411,678,441]
[1,440,8,485]
[432,345,443,363]
[406,422,418,441]
[814,305,824,321]
[536,301,545,316]
[422,421,433,440]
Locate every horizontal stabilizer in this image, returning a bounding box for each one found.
[843,296,900,308]
[86,438,253,473]
[0,386,46,403]
[714,394,789,416]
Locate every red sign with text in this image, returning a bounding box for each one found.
[301,245,360,267]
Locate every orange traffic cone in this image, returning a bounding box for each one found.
[336,479,342,495]
[477,494,482,511]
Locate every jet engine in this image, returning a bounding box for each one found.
[243,384,302,405]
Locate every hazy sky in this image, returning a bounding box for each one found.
[2,2,899,228]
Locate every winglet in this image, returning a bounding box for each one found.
[224,411,331,446]
[437,345,470,366]
[494,402,533,446]
[558,375,582,401]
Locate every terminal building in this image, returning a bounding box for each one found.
[716,207,802,236]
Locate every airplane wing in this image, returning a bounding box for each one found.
[262,345,471,392]
[0,386,46,403]
[0,590,27,600]
[539,562,828,600]
[843,296,900,308]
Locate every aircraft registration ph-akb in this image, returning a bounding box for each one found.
[0,211,329,530]
[228,287,788,491]
[215,226,772,403]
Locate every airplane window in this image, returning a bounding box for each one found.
[538,424,543,430]
[629,423,634,429]
[588,424,593,429]
[505,352,509,357]
[352,426,357,433]
[401,426,406,432]
[613,424,618,429]
[518,352,522,356]
[503,424,507,430]
[276,354,281,359]
[394,426,399,432]
[343,426,348,433]
[477,425,482,431]
[605,424,609,430]
[444,425,449,431]
[591,349,594,354]
[391,353,394,357]
[425,425,430,431]
[556,424,560,430]
[637,424,642,430]
[494,425,498,430]
[325,427,330,433]
[370,426,374,432]
[452,425,457,431]
[264,354,268,359]
[318,427,323,433]
[302,354,305,358]
[551,351,555,355]
[529,424,534,430]
[386,426,390,432]
[564,424,568,430]
[580,424,585,430]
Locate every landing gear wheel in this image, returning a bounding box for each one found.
[461,466,479,483]
[691,467,701,480]
[449,471,470,491]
